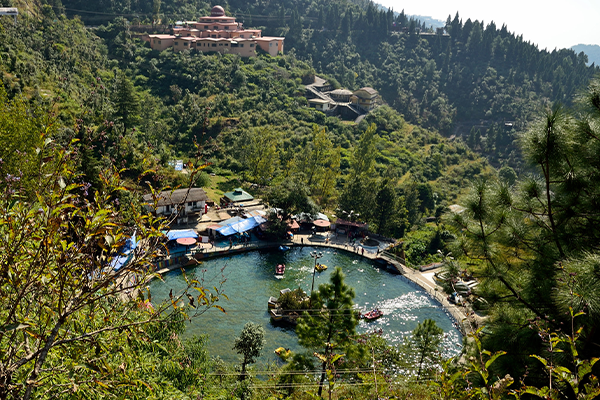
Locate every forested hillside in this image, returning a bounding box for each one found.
[0,0,494,256]
[45,0,600,170]
[3,1,600,399]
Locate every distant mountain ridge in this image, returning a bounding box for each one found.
[571,44,600,66]
[405,14,445,29]
[373,2,446,29]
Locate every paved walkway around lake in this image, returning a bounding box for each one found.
[154,231,480,336]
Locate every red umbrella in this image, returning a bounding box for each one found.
[176,237,197,245]
[313,219,330,227]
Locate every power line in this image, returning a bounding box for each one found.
[204,367,409,376]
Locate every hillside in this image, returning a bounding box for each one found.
[51,0,599,172]
[3,2,600,399]
[0,2,494,241]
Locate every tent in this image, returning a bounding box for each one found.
[216,215,267,236]
[164,229,198,241]
[111,232,138,271]
[294,212,330,222]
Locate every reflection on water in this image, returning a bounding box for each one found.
[149,246,462,365]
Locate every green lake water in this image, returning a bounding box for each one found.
[149,246,463,365]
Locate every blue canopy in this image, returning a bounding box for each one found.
[110,255,131,271]
[111,232,138,271]
[216,216,266,236]
[164,229,198,241]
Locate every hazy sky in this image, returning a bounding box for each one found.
[376,0,600,51]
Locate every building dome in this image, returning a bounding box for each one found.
[210,5,225,17]
[330,89,353,96]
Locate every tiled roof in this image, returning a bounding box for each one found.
[355,87,378,95]
[143,188,209,207]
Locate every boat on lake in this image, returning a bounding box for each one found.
[275,264,285,278]
[315,263,327,272]
[362,309,383,321]
[279,245,290,252]
[275,347,292,360]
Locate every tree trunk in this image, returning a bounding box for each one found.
[318,360,326,397]
[240,361,247,381]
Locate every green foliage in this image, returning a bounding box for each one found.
[448,77,600,384]
[405,319,444,381]
[297,267,359,397]
[278,288,310,312]
[113,73,141,132]
[237,126,281,185]
[0,11,108,117]
[498,164,517,186]
[295,124,341,208]
[338,123,378,219]
[517,309,600,400]
[233,322,265,380]
[403,224,449,266]
[0,89,225,399]
[265,177,318,222]
[0,87,45,192]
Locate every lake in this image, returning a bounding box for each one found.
[149,246,463,365]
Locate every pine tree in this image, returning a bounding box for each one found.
[450,79,600,380]
[407,319,443,381]
[113,73,140,132]
[297,267,358,397]
[338,123,378,220]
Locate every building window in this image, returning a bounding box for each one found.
[214,26,218,29]
[204,25,208,29]
[240,44,244,47]
[219,43,223,46]
[184,42,188,46]
[158,40,161,44]
[240,34,244,38]
[212,43,217,47]
[250,44,254,47]
[224,43,228,46]
[175,42,179,45]
[269,42,272,46]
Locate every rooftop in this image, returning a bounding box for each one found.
[355,87,378,95]
[143,188,209,207]
[330,89,353,96]
[210,5,225,17]
[149,34,176,39]
[222,188,254,203]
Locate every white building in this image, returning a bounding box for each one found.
[143,188,209,225]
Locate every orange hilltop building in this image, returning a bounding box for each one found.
[144,5,284,57]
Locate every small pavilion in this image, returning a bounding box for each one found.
[220,188,254,206]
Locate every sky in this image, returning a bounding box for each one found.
[376,0,600,51]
